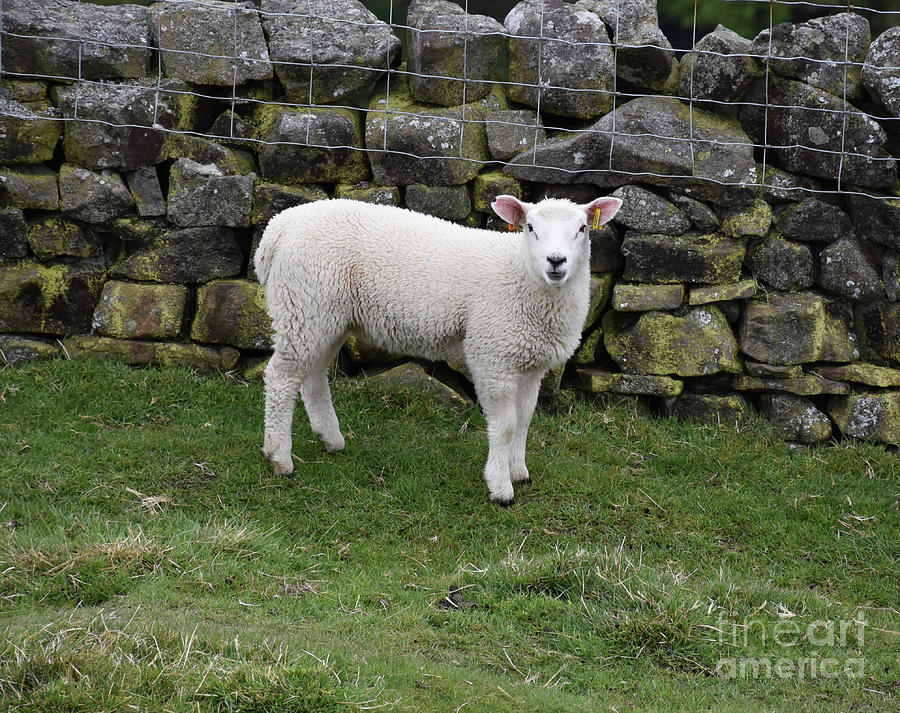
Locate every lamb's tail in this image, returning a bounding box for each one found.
[253,224,278,286]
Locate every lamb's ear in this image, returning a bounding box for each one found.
[492,195,532,228]
[583,196,623,228]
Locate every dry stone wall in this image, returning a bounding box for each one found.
[2,0,900,446]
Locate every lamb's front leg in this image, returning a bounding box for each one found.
[262,353,302,476]
[510,370,543,484]
[475,377,518,506]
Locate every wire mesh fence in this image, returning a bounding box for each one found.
[1,0,898,203]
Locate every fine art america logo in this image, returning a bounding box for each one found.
[714,612,867,680]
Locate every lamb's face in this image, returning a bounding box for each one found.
[523,209,589,287]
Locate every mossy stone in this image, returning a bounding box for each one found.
[573,327,603,366]
[603,306,741,377]
[0,261,106,334]
[612,283,684,312]
[334,183,400,206]
[586,273,614,330]
[0,208,29,259]
[853,301,900,364]
[486,109,545,161]
[621,231,745,284]
[759,394,832,444]
[166,159,254,228]
[0,97,61,164]
[718,199,772,238]
[92,281,188,340]
[191,279,272,350]
[64,335,239,371]
[163,135,258,176]
[255,105,369,185]
[59,164,133,224]
[251,182,329,226]
[668,393,750,428]
[732,373,848,396]
[472,172,522,213]
[828,390,900,446]
[573,368,684,397]
[0,335,59,365]
[0,165,59,210]
[689,279,757,306]
[740,293,827,365]
[816,363,900,388]
[404,184,471,221]
[368,362,472,411]
[26,217,96,260]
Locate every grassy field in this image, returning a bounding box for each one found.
[0,358,897,712]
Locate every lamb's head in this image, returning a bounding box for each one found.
[492,194,623,286]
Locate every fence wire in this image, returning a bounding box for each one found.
[1,0,898,203]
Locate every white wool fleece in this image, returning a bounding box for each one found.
[256,195,622,505]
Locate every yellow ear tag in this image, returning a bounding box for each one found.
[592,208,601,229]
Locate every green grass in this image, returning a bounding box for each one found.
[0,358,897,712]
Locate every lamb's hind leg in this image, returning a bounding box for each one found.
[263,351,302,476]
[509,370,543,484]
[299,341,345,453]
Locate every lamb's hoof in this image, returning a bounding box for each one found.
[490,495,515,508]
[263,449,294,477]
[316,433,345,453]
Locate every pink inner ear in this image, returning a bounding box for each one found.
[492,195,526,226]
[586,197,623,227]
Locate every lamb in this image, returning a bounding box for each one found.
[254,194,622,505]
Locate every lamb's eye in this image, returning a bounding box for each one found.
[526,223,534,232]
[578,225,587,234]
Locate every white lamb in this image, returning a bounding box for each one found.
[254,194,622,505]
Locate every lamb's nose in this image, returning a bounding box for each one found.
[547,256,567,269]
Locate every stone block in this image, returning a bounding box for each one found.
[621,231,745,284]
[854,301,900,364]
[589,223,623,273]
[0,335,59,365]
[885,251,900,302]
[1,0,151,80]
[166,159,254,228]
[573,327,603,367]
[486,110,545,161]
[365,75,496,186]
[404,184,471,222]
[0,96,61,164]
[54,79,202,171]
[59,165,133,224]
[612,283,684,312]
[740,293,827,365]
[668,193,719,231]
[124,167,166,217]
[775,198,853,244]
[828,391,900,446]
[745,236,814,291]
[256,106,369,185]
[689,279,757,306]
[0,165,59,210]
[815,363,900,388]
[759,394,833,444]
[251,182,329,226]
[745,362,803,379]
[26,216,97,260]
[407,0,506,106]
[678,24,758,103]
[149,0,271,85]
[603,306,741,377]
[64,335,240,371]
[0,209,28,259]
[334,184,400,206]
[261,0,400,104]
[667,393,750,428]
[586,273,613,329]
[817,238,884,303]
[718,199,772,239]
[111,227,243,284]
[368,362,472,411]
[575,0,677,93]
[472,172,522,213]
[505,96,759,207]
[505,0,614,119]
[732,373,848,396]
[573,368,684,397]
[610,186,690,235]
[846,192,900,250]
[863,26,900,118]
[0,261,106,334]
[191,279,272,350]
[92,281,188,340]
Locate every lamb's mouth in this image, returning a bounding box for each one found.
[545,269,567,284]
